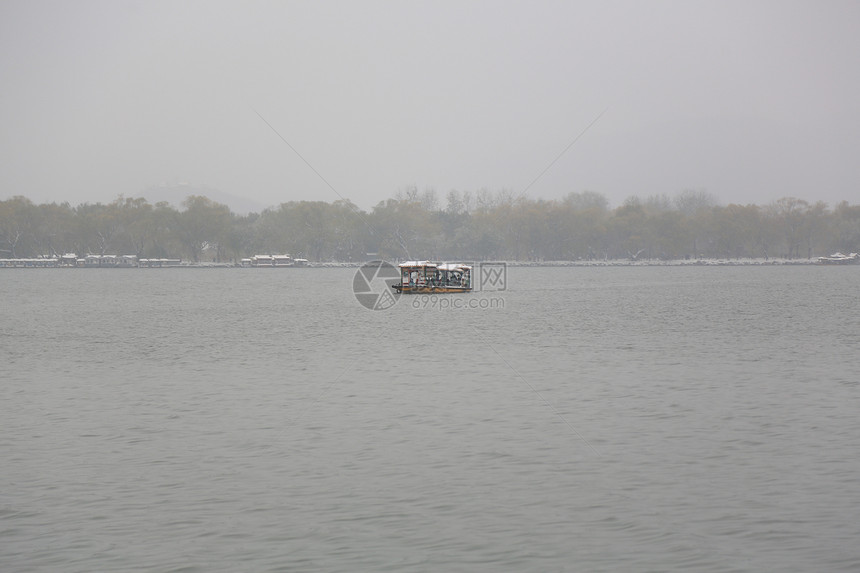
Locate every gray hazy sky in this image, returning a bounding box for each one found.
[2,0,859,211]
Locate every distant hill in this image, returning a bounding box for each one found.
[134,183,266,215]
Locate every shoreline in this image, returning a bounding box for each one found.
[2,258,831,269]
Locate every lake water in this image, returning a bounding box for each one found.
[2,265,859,572]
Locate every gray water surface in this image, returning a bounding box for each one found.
[2,266,859,572]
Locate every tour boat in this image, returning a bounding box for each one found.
[392,261,472,293]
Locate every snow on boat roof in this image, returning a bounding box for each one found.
[399,260,437,268]
[398,261,472,270]
[820,252,859,260]
[437,263,471,271]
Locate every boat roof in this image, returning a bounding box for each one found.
[399,260,437,268]
[437,263,472,271]
[398,261,473,270]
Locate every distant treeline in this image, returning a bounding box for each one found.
[2,189,859,261]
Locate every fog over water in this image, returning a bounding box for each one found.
[3,266,859,571]
[2,1,860,211]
